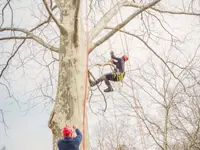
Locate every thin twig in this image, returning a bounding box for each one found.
[0,39,26,78]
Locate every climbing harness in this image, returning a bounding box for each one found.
[113,72,125,81]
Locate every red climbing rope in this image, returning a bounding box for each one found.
[114,1,147,149]
[82,0,89,149]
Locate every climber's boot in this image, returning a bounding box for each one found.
[104,85,114,93]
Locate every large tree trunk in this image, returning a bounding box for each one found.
[48,0,89,150]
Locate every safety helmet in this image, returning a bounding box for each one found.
[122,55,128,61]
[62,126,72,138]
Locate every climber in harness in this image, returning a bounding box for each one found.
[58,125,82,150]
[89,51,129,92]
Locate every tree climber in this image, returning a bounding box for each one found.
[58,125,82,150]
[89,51,129,92]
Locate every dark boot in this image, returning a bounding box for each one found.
[104,79,113,92]
[104,86,114,92]
[89,78,95,87]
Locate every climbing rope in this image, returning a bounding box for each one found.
[88,70,108,112]
[83,0,147,149]
[89,62,115,71]
[82,0,89,149]
[114,0,147,149]
[88,59,117,113]
[106,32,121,148]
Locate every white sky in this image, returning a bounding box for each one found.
[0,0,200,150]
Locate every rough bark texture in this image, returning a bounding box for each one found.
[48,0,89,150]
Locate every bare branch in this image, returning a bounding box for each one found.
[89,1,125,40]
[30,5,57,31]
[0,0,11,27]
[0,36,32,40]
[89,0,161,53]
[42,0,67,33]
[142,116,164,150]
[0,39,26,78]
[0,27,59,53]
[123,2,200,16]
[0,109,9,131]
[88,71,107,112]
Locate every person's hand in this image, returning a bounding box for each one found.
[110,51,114,56]
[72,125,76,130]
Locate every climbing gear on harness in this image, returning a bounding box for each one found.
[63,126,72,138]
[109,59,113,63]
[122,55,128,61]
[113,72,125,81]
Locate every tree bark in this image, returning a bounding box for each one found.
[163,107,169,150]
[48,0,89,150]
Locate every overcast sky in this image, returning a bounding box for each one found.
[1,0,200,150]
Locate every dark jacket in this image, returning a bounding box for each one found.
[58,129,82,150]
[111,55,125,72]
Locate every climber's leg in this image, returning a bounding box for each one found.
[103,73,115,92]
[89,75,106,87]
[104,78,114,92]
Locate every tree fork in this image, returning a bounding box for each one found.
[48,0,88,150]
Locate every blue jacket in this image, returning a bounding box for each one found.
[58,129,82,150]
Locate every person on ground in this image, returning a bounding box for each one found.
[58,125,82,150]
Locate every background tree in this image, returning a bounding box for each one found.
[91,117,137,150]
[115,48,200,150]
[1,0,200,150]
